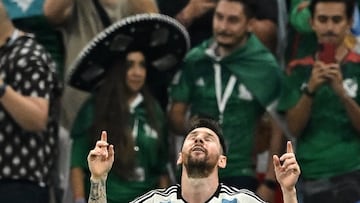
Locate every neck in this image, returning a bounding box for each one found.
[180,169,219,203]
[335,42,349,63]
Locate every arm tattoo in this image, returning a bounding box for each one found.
[88,178,107,203]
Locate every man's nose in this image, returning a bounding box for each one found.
[194,136,204,144]
[325,20,335,30]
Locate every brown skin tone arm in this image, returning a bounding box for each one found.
[175,0,216,27]
[43,0,74,25]
[0,81,48,131]
[159,174,170,188]
[286,61,327,137]
[286,94,313,138]
[168,102,189,135]
[128,0,159,14]
[256,117,284,202]
[71,168,86,202]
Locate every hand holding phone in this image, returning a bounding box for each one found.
[318,43,336,64]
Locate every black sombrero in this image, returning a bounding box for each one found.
[67,13,190,92]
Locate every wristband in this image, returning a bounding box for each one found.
[302,85,315,97]
[0,83,7,98]
[262,179,277,190]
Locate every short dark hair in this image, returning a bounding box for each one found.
[216,0,255,19]
[186,117,227,155]
[309,0,355,19]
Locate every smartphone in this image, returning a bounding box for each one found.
[318,43,336,63]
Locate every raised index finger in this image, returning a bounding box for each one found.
[287,141,294,153]
[101,131,107,142]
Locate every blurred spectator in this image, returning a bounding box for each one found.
[287,0,360,61]
[168,0,284,202]
[60,0,159,131]
[67,14,190,203]
[157,0,216,47]
[157,0,280,53]
[0,2,63,203]
[2,0,72,78]
[278,0,360,202]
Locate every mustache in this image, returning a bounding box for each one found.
[321,32,337,37]
[216,31,232,36]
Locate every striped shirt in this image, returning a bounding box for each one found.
[131,183,266,203]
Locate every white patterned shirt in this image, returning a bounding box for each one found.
[131,183,266,203]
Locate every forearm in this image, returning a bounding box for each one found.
[286,95,313,137]
[43,0,74,25]
[168,103,188,135]
[282,188,298,203]
[339,93,360,133]
[88,177,107,203]
[71,168,86,202]
[129,0,159,14]
[265,120,283,180]
[169,115,187,135]
[158,174,170,188]
[0,85,48,131]
[175,5,196,28]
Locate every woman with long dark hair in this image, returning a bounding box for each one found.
[67,13,190,203]
[70,51,169,203]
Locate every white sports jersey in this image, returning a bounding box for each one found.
[130,183,266,203]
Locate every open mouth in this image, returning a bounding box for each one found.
[191,146,206,153]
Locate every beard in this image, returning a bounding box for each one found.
[215,32,248,51]
[184,151,217,178]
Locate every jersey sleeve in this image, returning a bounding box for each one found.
[168,61,194,103]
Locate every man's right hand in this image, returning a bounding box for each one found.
[176,0,216,27]
[87,131,114,180]
[308,61,330,92]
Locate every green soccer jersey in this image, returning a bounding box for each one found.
[170,34,282,178]
[71,96,168,203]
[278,53,360,179]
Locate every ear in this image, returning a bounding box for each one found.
[176,152,183,165]
[217,155,227,168]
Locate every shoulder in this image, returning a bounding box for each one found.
[344,51,360,63]
[130,185,179,203]
[219,184,266,203]
[14,35,55,67]
[184,39,212,63]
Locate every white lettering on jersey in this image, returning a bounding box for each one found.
[343,78,358,98]
[238,84,253,101]
[195,77,205,87]
[143,123,158,139]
